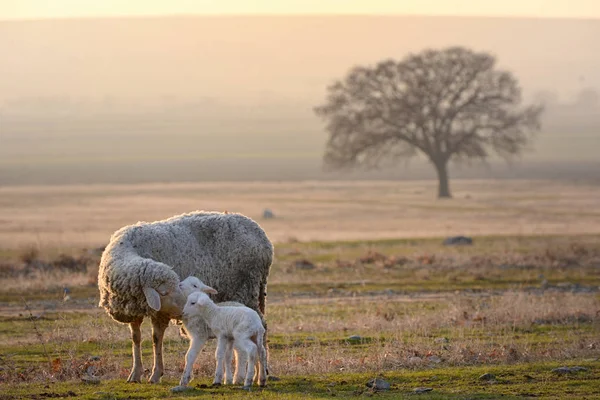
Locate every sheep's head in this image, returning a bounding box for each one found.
[179,276,218,297]
[182,291,213,317]
[142,280,187,318]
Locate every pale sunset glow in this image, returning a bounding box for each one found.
[1,0,600,20]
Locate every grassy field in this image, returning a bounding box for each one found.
[1,180,599,399]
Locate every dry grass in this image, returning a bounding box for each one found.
[1,179,599,395]
[1,290,598,384]
[1,180,600,250]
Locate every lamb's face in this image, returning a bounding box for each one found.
[179,276,218,297]
[182,291,211,317]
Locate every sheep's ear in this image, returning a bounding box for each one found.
[200,285,218,295]
[143,287,161,311]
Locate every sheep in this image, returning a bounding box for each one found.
[97,211,273,384]
[182,290,267,389]
[178,276,257,385]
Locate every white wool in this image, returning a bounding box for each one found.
[181,291,267,388]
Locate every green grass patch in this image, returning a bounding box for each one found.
[2,360,598,399]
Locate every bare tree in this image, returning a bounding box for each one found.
[314,47,543,198]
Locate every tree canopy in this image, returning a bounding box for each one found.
[315,46,543,198]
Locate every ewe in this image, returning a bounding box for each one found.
[97,211,273,383]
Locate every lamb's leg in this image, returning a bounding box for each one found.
[256,333,268,387]
[236,338,258,390]
[224,338,234,385]
[149,315,170,383]
[213,335,228,386]
[127,319,144,383]
[233,347,247,385]
[179,334,207,386]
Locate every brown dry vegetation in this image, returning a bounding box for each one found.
[1,233,599,386]
[0,180,599,398]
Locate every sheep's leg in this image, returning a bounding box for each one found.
[149,315,170,384]
[224,338,234,385]
[213,335,228,386]
[180,334,207,386]
[236,338,257,390]
[127,319,144,383]
[259,282,270,377]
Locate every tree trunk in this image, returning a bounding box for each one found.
[434,161,451,198]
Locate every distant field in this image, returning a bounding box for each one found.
[0,179,599,252]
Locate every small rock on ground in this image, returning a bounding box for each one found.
[366,378,391,391]
[414,387,433,394]
[81,376,101,385]
[443,236,473,246]
[552,366,588,374]
[170,385,192,393]
[479,373,496,381]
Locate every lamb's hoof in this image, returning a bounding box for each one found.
[179,375,191,387]
[170,385,192,393]
[241,385,251,391]
[126,372,142,383]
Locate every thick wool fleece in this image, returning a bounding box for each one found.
[98,211,273,324]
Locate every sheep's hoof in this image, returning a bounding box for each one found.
[148,374,162,384]
[241,385,251,391]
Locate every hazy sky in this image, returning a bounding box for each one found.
[2,0,600,20]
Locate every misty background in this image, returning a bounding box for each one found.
[0,15,599,185]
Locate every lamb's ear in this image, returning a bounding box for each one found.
[143,286,161,311]
[200,285,218,295]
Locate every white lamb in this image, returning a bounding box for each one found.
[182,290,267,390]
[178,276,250,385]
